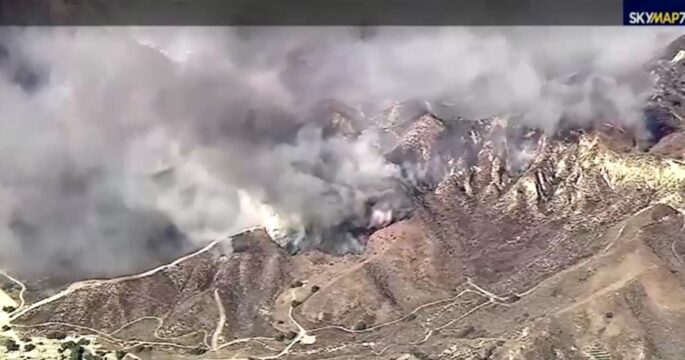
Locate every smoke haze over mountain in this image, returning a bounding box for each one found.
[0,27,679,280]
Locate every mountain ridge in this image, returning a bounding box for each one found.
[3,35,685,360]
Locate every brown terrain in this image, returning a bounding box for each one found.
[3,38,685,360]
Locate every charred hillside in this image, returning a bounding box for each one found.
[7,96,685,359]
[2,32,685,360]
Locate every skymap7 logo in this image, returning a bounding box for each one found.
[628,11,685,24]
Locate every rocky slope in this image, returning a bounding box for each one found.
[3,38,685,360]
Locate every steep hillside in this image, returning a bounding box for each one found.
[3,35,685,360]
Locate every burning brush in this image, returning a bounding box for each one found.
[265,182,414,256]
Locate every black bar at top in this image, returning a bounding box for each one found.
[0,0,623,26]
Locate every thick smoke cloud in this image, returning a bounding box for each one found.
[0,27,679,280]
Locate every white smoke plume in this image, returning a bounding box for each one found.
[0,27,680,280]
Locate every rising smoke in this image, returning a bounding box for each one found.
[0,27,679,280]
